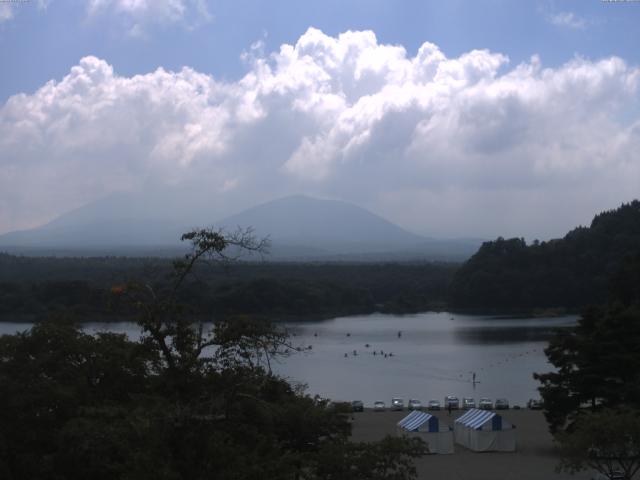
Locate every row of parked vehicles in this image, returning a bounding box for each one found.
[351,396,543,412]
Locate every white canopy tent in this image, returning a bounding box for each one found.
[396,410,454,454]
[454,408,516,452]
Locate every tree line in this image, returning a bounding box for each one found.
[2,201,639,321]
[0,255,455,321]
[450,200,640,312]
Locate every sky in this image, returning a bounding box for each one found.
[0,0,639,240]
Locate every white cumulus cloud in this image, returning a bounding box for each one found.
[1,28,639,238]
[547,11,587,29]
[87,0,212,34]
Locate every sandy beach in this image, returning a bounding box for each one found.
[350,409,593,480]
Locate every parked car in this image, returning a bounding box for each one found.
[495,398,509,410]
[444,395,459,410]
[479,398,493,410]
[462,397,476,409]
[512,404,521,410]
[408,399,422,411]
[428,400,441,411]
[351,400,364,412]
[374,401,386,412]
[391,397,404,411]
[527,398,543,410]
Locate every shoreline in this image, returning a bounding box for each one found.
[0,307,580,324]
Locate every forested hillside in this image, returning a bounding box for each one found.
[3,201,638,319]
[450,201,640,311]
[0,255,455,320]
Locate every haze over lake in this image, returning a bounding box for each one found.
[0,312,575,406]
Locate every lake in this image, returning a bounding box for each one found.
[0,312,576,407]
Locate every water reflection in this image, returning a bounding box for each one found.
[453,325,570,344]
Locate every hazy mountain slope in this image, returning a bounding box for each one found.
[0,218,188,248]
[219,195,425,252]
[0,186,225,249]
[0,194,480,260]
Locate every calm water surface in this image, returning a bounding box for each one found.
[0,312,576,406]
[278,312,576,407]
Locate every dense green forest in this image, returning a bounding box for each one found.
[0,255,456,321]
[1,200,639,320]
[449,200,640,312]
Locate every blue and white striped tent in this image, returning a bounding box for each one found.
[454,408,516,452]
[455,409,503,430]
[396,410,454,454]
[397,410,439,432]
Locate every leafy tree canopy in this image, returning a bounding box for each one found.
[535,251,640,432]
[556,409,640,480]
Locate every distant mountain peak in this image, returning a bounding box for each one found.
[0,193,480,260]
[218,195,425,249]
